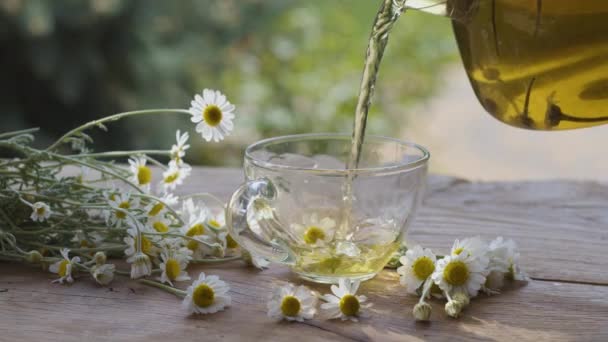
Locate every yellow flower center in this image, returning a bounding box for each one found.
[109,193,117,201]
[280,295,301,317]
[58,260,69,277]
[165,258,181,280]
[137,166,152,185]
[134,235,153,255]
[203,105,223,127]
[192,283,215,308]
[208,219,222,229]
[339,294,360,316]
[226,234,238,249]
[412,256,435,280]
[303,226,325,245]
[115,201,130,219]
[186,223,205,237]
[153,221,169,233]
[187,240,199,251]
[453,247,464,255]
[148,202,165,216]
[36,207,45,215]
[164,171,179,184]
[443,260,470,286]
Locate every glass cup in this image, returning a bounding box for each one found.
[227,133,429,283]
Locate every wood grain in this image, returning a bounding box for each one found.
[1,262,606,342]
[1,167,607,341]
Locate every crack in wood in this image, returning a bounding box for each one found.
[300,321,369,342]
[531,277,608,287]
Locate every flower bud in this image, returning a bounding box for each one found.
[413,302,432,321]
[91,264,115,286]
[25,250,43,263]
[452,292,470,307]
[130,253,152,279]
[445,300,463,318]
[241,249,253,266]
[94,252,107,266]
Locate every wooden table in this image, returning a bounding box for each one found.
[1,167,607,341]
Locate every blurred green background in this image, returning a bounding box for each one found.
[0,0,456,166]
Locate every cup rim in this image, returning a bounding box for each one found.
[244,133,430,175]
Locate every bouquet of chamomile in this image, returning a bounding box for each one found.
[0,89,267,294]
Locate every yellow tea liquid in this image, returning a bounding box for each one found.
[452,0,608,130]
[292,241,400,279]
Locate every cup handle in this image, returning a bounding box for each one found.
[226,177,295,265]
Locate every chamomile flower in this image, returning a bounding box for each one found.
[291,213,336,247]
[158,246,192,286]
[451,236,489,266]
[217,231,239,252]
[432,252,488,298]
[320,278,372,322]
[148,216,171,233]
[124,223,160,261]
[180,198,202,223]
[205,206,226,230]
[106,193,140,227]
[483,237,528,293]
[397,245,437,294]
[144,193,179,219]
[267,283,317,322]
[91,264,115,286]
[130,253,152,279]
[171,130,190,161]
[182,272,231,315]
[181,213,217,258]
[30,201,51,222]
[490,237,527,280]
[159,160,191,193]
[49,248,80,284]
[128,156,153,192]
[189,89,235,142]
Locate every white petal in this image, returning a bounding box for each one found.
[321,294,339,303]
[202,125,213,141]
[203,89,214,104]
[331,284,345,298]
[350,280,360,294]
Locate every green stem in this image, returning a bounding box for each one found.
[190,255,241,264]
[138,279,187,297]
[26,242,125,253]
[0,127,40,139]
[49,152,143,193]
[145,156,168,171]
[144,232,220,248]
[14,191,104,207]
[0,207,21,231]
[67,150,170,159]
[46,109,191,152]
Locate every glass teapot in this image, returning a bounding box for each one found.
[407,0,608,130]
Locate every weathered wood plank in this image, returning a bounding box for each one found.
[184,168,608,284]
[1,262,606,342]
[411,178,608,285]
